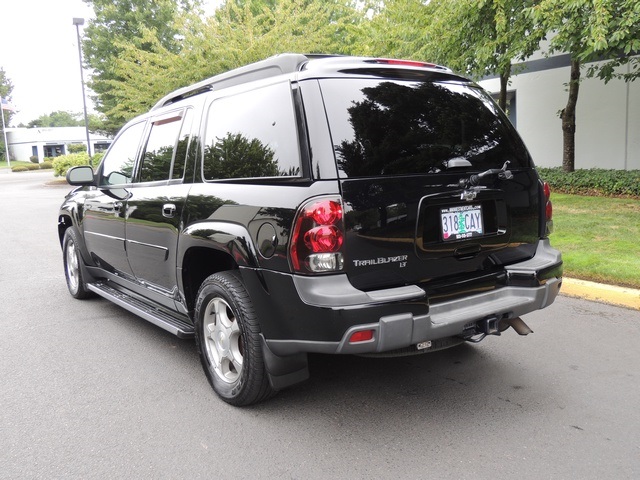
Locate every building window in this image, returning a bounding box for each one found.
[94,142,111,153]
[43,144,65,157]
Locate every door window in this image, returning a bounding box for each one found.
[99,121,145,186]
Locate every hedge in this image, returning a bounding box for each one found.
[537,168,640,198]
[52,153,91,177]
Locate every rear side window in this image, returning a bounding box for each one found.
[319,79,531,177]
[203,82,301,180]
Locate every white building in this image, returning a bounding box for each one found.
[479,53,640,170]
[5,127,112,162]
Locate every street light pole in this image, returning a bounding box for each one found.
[73,17,92,163]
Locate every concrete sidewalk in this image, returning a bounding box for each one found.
[561,277,640,310]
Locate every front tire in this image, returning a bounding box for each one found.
[195,271,275,406]
[63,227,93,299]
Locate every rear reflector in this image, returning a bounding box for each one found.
[543,182,554,235]
[349,330,374,343]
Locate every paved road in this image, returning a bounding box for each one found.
[1,171,639,479]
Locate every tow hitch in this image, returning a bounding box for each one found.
[465,316,533,343]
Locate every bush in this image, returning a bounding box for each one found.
[25,164,40,170]
[39,161,53,170]
[91,152,105,165]
[537,168,640,198]
[52,153,90,177]
[67,143,87,154]
[29,155,39,164]
[11,166,28,172]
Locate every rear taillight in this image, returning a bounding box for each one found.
[544,182,554,235]
[290,197,345,274]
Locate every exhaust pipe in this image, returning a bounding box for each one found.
[502,317,533,336]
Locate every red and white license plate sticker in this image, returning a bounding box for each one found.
[440,205,483,241]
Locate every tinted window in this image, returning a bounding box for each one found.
[99,121,146,186]
[203,82,301,180]
[172,109,194,180]
[138,112,184,183]
[320,79,531,178]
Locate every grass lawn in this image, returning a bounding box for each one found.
[0,160,32,170]
[551,193,640,289]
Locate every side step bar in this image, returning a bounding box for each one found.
[87,281,195,339]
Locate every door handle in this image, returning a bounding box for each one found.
[162,203,177,218]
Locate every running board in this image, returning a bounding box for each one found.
[87,281,195,339]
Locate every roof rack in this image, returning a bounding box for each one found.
[151,53,458,110]
[151,53,313,110]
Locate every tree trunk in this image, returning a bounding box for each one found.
[498,69,510,111]
[560,59,580,173]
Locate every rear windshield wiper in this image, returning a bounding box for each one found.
[458,161,513,188]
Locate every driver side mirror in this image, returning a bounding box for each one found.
[66,165,95,186]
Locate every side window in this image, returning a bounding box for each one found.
[172,109,194,180]
[99,121,146,186]
[203,82,301,180]
[138,111,184,183]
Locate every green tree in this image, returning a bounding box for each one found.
[364,0,433,59]
[1,68,15,164]
[367,0,544,110]
[26,110,109,136]
[87,113,110,136]
[82,0,202,134]
[528,0,640,172]
[105,0,365,122]
[424,0,544,110]
[27,110,84,128]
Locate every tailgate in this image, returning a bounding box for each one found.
[341,172,540,291]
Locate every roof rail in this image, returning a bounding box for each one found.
[151,53,312,110]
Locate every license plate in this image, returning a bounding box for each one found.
[440,205,484,241]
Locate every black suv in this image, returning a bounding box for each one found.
[59,54,562,405]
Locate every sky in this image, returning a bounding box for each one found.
[0,0,219,127]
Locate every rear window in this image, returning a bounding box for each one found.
[319,79,531,177]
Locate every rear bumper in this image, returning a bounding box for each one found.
[244,239,562,356]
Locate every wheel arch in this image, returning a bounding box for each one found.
[179,221,261,313]
[181,246,240,313]
[58,213,73,247]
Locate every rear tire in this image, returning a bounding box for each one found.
[195,270,276,406]
[63,227,93,299]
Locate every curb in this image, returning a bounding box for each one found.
[561,278,640,311]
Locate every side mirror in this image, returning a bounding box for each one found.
[66,165,95,186]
